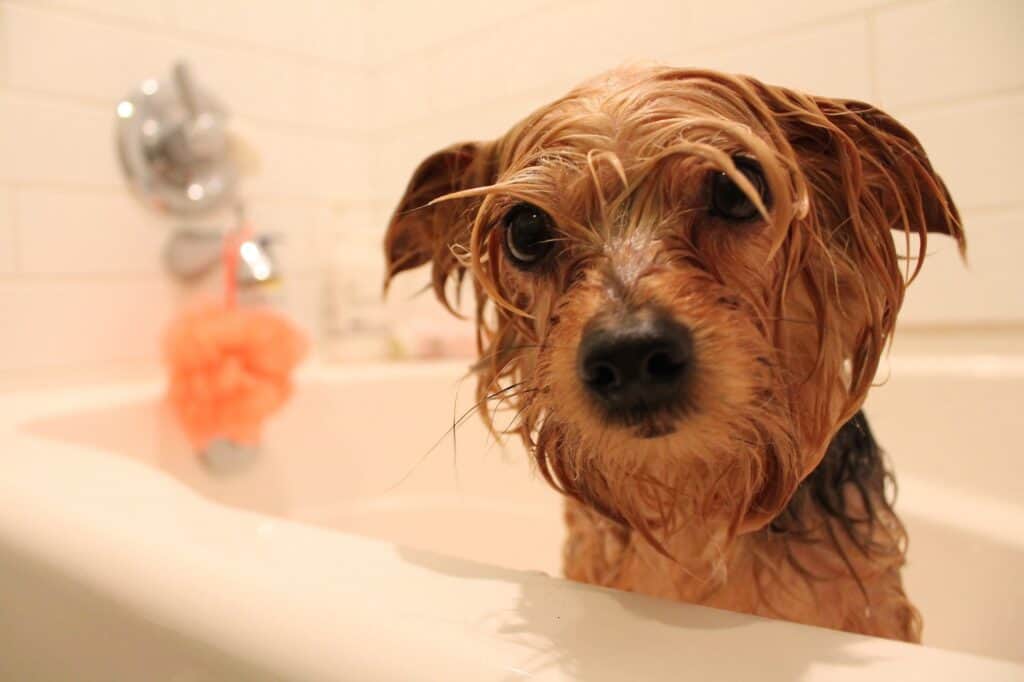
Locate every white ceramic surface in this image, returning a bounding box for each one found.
[0,357,1022,680]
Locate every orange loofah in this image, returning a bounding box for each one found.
[163,304,307,449]
[163,223,307,451]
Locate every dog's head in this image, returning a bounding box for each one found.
[384,66,963,550]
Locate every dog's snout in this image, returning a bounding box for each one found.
[577,310,693,420]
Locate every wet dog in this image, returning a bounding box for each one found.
[384,66,964,641]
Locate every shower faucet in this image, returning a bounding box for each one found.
[116,60,238,215]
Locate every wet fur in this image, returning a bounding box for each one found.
[383,66,964,642]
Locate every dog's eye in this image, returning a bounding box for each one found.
[709,158,770,221]
[503,202,555,267]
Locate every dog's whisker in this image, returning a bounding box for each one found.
[383,382,527,493]
[482,388,539,451]
[450,373,465,494]
[480,394,539,460]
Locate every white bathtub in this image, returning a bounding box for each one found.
[0,356,1021,680]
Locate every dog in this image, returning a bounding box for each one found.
[383,66,964,642]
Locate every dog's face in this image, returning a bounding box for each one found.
[385,67,963,550]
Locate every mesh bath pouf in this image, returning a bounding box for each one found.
[163,226,307,452]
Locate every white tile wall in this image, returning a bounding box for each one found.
[0,0,368,378]
[900,93,1024,212]
[271,272,323,345]
[0,90,122,188]
[687,17,874,101]
[4,2,366,132]
[901,206,1024,325]
[5,3,182,105]
[368,0,691,131]
[232,118,370,201]
[25,0,170,26]
[368,83,574,203]
[0,277,179,372]
[0,0,1019,379]
[366,0,554,66]
[15,189,166,275]
[875,0,1023,109]
[183,43,366,134]
[686,0,887,47]
[168,0,366,66]
[0,189,16,274]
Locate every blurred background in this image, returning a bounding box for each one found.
[0,0,1020,383]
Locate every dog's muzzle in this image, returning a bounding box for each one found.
[577,307,693,424]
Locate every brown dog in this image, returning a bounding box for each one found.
[383,66,964,642]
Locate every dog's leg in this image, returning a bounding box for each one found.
[858,565,922,642]
[563,498,631,587]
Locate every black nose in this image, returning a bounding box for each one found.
[577,310,694,420]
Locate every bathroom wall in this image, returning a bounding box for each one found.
[0,0,373,380]
[0,0,1020,382]
[366,0,1024,339]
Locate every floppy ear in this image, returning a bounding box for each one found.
[733,93,970,529]
[805,97,965,253]
[842,102,962,242]
[383,141,495,299]
[767,95,968,409]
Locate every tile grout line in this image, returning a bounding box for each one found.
[956,201,1024,218]
[366,1,997,134]
[4,0,368,75]
[3,84,373,143]
[865,8,881,104]
[6,184,21,274]
[364,0,587,73]
[364,11,889,136]
[369,3,879,81]
[894,85,1024,117]
[0,180,384,212]
[0,272,167,282]
[685,8,877,61]
[366,81,1024,138]
[361,80,575,137]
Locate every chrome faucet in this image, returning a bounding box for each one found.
[117,62,277,288]
[116,60,237,215]
[163,225,281,286]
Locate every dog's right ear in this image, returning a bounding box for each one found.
[383,142,495,296]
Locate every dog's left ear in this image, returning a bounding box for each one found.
[804,98,965,250]
[783,97,968,417]
[383,141,496,298]
[736,97,969,536]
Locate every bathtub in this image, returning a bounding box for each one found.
[0,356,1021,680]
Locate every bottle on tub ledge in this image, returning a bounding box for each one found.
[389,315,477,360]
[320,265,396,362]
[322,267,476,362]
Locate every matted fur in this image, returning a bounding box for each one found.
[384,66,964,642]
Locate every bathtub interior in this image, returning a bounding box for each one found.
[22,361,1023,664]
